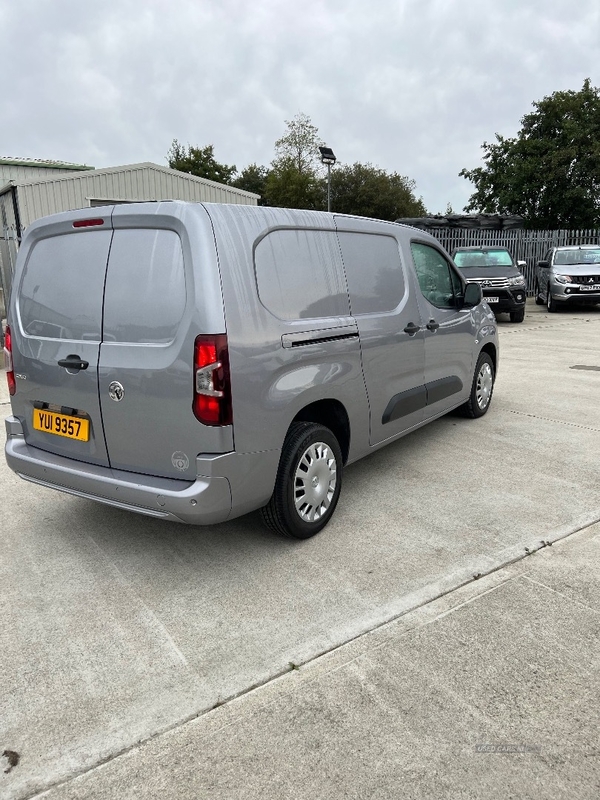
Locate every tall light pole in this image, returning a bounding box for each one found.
[319,146,336,213]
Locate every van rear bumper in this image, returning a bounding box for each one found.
[5,416,233,525]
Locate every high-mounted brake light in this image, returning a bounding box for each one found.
[193,334,232,426]
[4,325,15,396]
[72,218,105,228]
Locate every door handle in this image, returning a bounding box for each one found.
[403,322,420,336]
[58,355,89,372]
[426,320,440,331]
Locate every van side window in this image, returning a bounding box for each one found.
[255,229,349,320]
[103,229,186,344]
[410,242,459,309]
[337,232,405,314]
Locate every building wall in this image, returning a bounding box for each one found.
[0,161,93,186]
[0,190,19,308]
[16,162,258,228]
[0,162,259,301]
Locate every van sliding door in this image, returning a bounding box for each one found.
[336,223,426,446]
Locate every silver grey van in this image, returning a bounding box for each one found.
[4,202,498,538]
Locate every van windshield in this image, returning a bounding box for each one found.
[453,249,514,268]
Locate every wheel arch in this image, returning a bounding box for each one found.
[479,342,497,374]
[292,399,351,465]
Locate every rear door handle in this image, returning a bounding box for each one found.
[58,355,89,372]
[426,320,440,331]
[403,322,421,336]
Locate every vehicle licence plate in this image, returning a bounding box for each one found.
[580,285,600,292]
[33,409,90,441]
[485,296,499,303]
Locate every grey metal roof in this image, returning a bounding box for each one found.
[12,161,259,198]
[0,157,93,171]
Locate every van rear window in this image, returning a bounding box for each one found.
[255,229,349,320]
[18,230,112,341]
[102,229,186,344]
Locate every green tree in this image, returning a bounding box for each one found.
[263,113,326,209]
[230,163,270,203]
[273,112,325,175]
[460,79,600,228]
[166,139,237,184]
[329,162,427,221]
[263,158,323,210]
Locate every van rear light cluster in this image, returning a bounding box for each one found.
[4,325,15,396]
[193,334,232,426]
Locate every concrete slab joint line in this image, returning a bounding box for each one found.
[500,318,599,333]
[507,409,600,432]
[521,573,600,615]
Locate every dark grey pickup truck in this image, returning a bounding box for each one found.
[452,246,527,323]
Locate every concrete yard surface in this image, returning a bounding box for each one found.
[38,524,600,800]
[1,300,600,798]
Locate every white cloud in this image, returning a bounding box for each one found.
[1,0,598,212]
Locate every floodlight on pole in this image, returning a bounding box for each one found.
[319,146,337,212]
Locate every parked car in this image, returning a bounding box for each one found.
[451,246,527,323]
[4,202,498,539]
[535,245,600,312]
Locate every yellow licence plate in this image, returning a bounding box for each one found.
[33,409,90,441]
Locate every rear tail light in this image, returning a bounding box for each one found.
[193,334,232,426]
[4,324,15,396]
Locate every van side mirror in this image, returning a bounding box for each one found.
[517,260,526,269]
[463,283,482,308]
[537,260,550,269]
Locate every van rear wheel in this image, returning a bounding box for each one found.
[261,422,343,539]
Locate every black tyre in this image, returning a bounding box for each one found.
[261,422,343,539]
[460,352,495,419]
[534,282,544,305]
[547,285,558,313]
[510,308,525,323]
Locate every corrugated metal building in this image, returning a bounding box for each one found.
[0,156,95,185]
[0,159,259,306]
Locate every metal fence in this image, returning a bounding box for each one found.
[426,228,600,295]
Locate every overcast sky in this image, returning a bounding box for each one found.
[2,0,599,213]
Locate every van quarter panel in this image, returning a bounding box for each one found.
[203,205,371,465]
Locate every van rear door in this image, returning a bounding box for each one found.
[11,214,113,467]
[98,209,232,482]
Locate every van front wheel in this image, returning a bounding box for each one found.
[460,352,495,419]
[261,422,343,539]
